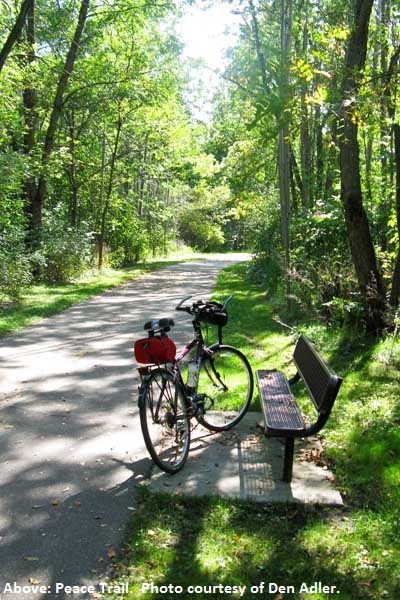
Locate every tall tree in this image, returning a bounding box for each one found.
[29,0,90,241]
[278,0,293,303]
[23,0,37,225]
[338,0,387,332]
[383,46,400,307]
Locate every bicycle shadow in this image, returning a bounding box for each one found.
[138,413,342,505]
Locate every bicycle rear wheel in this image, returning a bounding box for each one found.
[139,368,190,473]
[196,344,253,431]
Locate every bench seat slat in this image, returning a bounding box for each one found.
[256,336,342,483]
[257,370,305,435]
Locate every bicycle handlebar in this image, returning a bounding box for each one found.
[175,295,233,315]
[221,295,233,312]
[175,295,193,313]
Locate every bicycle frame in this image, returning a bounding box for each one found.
[136,294,253,473]
[138,317,219,428]
[137,295,231,414]
[173,320,209,396]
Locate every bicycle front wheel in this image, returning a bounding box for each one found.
[139,369,190,473]
[196,344,253,431]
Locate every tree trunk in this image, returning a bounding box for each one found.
[68,114,79,227]
[279,127,291,291]
[279,0,293,305]
[0,0,33,74]
[389,121,400,307]
[31,0,90,240]
[289,143,301,213]
[98,117,123,268]
[300,10,312,208]
[315,105,324,201]
[383,47,400,306]
[98,125,107,269]
[22,0,37,233]
[338,0,387,333]
[378,0,390,247]
[248,0,292,301]
[300,109,312,208]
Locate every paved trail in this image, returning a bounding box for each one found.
[0,255,249,599]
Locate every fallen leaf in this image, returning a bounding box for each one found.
[51,499,60,506]
[29,578,40,584]
[73,501,81,507]
[107,547,117,559]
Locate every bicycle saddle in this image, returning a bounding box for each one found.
[144,318,175,333]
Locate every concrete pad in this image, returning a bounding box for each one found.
[145,412,343,505]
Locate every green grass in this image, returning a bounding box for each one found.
[0,252,205,337]
[105,262,400,600]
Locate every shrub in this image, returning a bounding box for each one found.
[39,213,94,282]
[178,208,225,251]
[0,233,32,300]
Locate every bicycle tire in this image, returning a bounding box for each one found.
[196,344,253,431]
[139,368,190,473]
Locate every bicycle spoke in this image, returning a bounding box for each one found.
[140,369,190,473]
[196,345,253,431]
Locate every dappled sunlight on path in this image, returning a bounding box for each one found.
[0,254,250,599]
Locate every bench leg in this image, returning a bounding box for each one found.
[283,438,294,482]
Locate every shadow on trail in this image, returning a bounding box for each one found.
[0,257,248,599]
[117,487,370,600]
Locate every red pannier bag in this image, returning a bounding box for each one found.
[134,335,176,364]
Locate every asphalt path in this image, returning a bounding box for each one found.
[0,254,250,600]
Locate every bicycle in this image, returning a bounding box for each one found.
[134,295,254,474]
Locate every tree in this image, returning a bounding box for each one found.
[0,0,33,74]
[383,46,400,307]
[29,0,90,241]
[338,0,387,332]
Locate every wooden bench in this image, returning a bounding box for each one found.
[256,334,343,483]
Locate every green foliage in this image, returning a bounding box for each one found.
[38,211,94,283]
[178,208,225,251]
[107,195,149,266]
[178,185,230,252]
[287,202,358,323]
[1,0,237,283]
[245,195,282,291]
[0,151,30,299]
[0,231,32,300]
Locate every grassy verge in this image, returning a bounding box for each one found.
[106,262,400,600]
[0,252,206,337]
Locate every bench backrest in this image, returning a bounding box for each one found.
[293,334,342,414]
